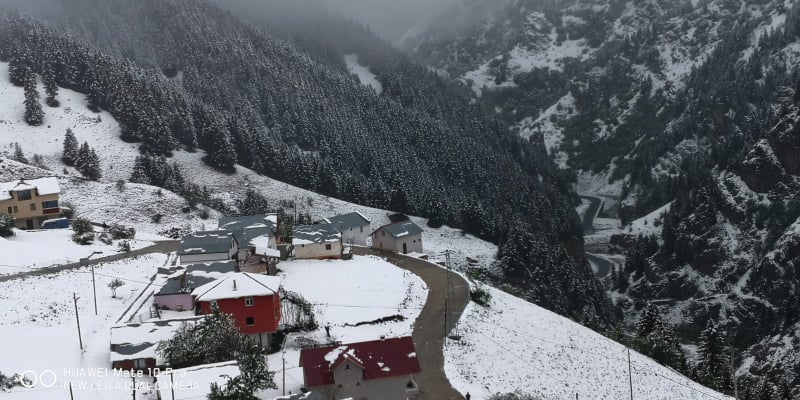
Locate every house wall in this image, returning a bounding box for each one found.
[0,192,61,229]
[197,293,281,335]
[370,230,423,254]
[294,241,343,260]
[314,363,417,400]
[179,252,229,265]
[339,224,370,246]
[153,294,194,311]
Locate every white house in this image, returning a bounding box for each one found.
[370,221,423,254]
[179,231,239,265]
[323,212,371,246]
[293,223,343,260]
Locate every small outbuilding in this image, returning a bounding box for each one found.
[178,231,238,265]
[370,221,424,254]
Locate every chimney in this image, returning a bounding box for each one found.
[233,279,237,291]
[380,335,386,341]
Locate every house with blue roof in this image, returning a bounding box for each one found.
[370,221,424,254]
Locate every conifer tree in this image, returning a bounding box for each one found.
[42,64,59,107]
[696,323,734,394]
[23,73,44,126]
[62,129,79,166]
[12,143,27,164]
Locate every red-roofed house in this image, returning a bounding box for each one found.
[192,272,282,349]
[299,336,421,400]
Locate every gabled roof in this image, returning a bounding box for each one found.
[324,212,370,231]
[218,215,278,246]
[293,223,341,245]
[300,337,420,388]
[374,221,424,238]
[179,231,236,255]
[110,316,206,363]
[156,261,238,296]
[192,272,281,302]
[0,177,60,201]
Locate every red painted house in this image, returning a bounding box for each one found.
[300,336,421,400]
[191,272,282,348]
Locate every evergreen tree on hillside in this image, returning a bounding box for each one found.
[42,64,59,107]
[634,303,687,373]
[75,142,101,181]
[205,120,238,172]
[696,323,734,394]
[8,57,28,87]
[23,73,44,126]
[636,303,663,337]
[62,129,79,166]
[12,143,27,164]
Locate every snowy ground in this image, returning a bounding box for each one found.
[257,255,428,398]
[0,254,169,400]
[444,285,733,400]
[343,54,383,94]
[0,227,153,276]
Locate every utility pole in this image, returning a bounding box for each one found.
[83,251,102,316]
[69,382,74,400]
[731,343,738,399]
[170,371,175,400]
[282,357,286,396]
[627,348,634,400]
[73,293,83,350]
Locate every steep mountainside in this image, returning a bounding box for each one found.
[0,0,616,326]
[406,0,800,397]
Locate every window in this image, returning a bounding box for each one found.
[245,297,254,307]
[325,243,332,250]
[381,230,385,237]
[246,317,255,326]
[337,384,343,389]
[12,206,18,213]
[344,364,350,370]
[42,200,58,209]
[360,226,363,233]
[29,203,36,211]
[17,190,31,200]
[6,207,11,214]
[133,359,146,369]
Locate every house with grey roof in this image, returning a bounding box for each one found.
[110,316,206,371]
[153,261,238,311]
[217,214,280,261]
[293,223,343,260]
[370,221,424,254]
[323,211,371,246]
[179,230,238,265]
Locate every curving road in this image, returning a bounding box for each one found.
[579,195,615,279]
[0,241,180,283]
[353,247,470,400]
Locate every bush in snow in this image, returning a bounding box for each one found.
[0,371,33,390]
[0,215,15,237]
[108,278,125,298]
[60,200,76,219]
[98,232,112,245]
[107,224,135,240]
[470,284,492,307]
[118,240,131,252]
[71,217,94,244]
[488,392,545,400]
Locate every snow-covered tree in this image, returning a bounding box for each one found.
[12,143,27,164]
[695,323,734,394]
[42,64,59,107]
[62,129,79,166]
[23,73,44,126]
[108,278,125,298]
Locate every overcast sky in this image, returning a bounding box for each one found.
[324,0,461,41]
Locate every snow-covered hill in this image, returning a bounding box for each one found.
[445,284,732,400]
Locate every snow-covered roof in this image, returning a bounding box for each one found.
[217,215,278,246]
[156,261,238,296]
[374,221,423,238]
[109,316,206,363]
[249,234,281,257]
[179,231,235,255]
[300,337,420,387]
[324,212,370,231]
[293,223,341,245]
[156,361,241,400]
[0,177,60,201]
[192,272,281,302]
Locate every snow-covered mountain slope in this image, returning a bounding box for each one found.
[0,61,498,271]
[445,284,732,400]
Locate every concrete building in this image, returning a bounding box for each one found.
[0,177,62,229]
[300,336,421,400]
[370,221,424,254]
[323,212,371,246]
[178,231,238,264]
[293,223,343,260]
[153,261,238,311]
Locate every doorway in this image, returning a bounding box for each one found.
[25,219,34,230]
[402,243,407,254]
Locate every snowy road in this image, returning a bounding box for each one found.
[353,247,470,400]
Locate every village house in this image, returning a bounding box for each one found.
[153,261,238,311]
[370,221,424,254]
[192,272,282,349]
[110,316,206,372]
[293,223,343,260]
[217,214,280,261]
[322,212,371,246]
[0,177,62,229]
[299,336,421,400]
[178,231,238,265]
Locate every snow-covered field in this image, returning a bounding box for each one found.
[258,255,428,398]
[0,228,153,276]
[444,285,733,400]
[0,254,169,400]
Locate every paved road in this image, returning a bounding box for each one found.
[0,241,180,283]
[586,252,613,279]
[353,247,470,400]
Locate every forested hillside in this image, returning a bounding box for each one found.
[405,0,800,397]
[0,0,615,326]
